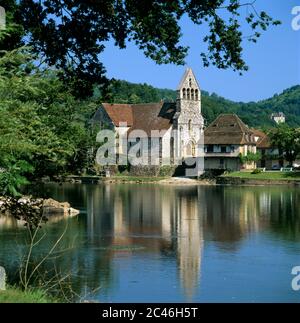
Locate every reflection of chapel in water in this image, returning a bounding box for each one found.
[85,184,204,299]
[170,189,203,299]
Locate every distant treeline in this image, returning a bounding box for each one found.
[96,80,300,128]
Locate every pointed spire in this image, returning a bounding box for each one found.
[177,68,200,91]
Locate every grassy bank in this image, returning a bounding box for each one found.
[223,171,300,181]
[0,288,53,303]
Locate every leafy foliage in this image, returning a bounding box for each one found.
[0,161,32,196]
[1,0,280,97]
[0,48,98,195]
[239,152,262,164]
[268,125,300,164]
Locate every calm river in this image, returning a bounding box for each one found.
[1,183,300,302]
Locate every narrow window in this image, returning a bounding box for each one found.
[182,88,186,99]
[188,120,192,133]
[195,89,199,101]
[170,137,175,164]
[159,137,163,164]
[191,89,194,101]
[187,88,190,100]
[192,142,196,157]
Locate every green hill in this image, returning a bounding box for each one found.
[96,80,300,128]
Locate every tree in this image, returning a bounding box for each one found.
[0,47,98,195]
[1,0,280,97]
[269,125,300,166]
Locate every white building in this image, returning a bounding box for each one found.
[271,112,285,124]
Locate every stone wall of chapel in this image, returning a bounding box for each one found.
[175,70,204,158]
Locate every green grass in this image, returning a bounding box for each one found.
[223,171,300,181]
[0,288,52,303]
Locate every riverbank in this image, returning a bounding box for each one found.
[44,171,300,187]
[0,287,52,303]
[218,171,300,186]
[60,175,215,185]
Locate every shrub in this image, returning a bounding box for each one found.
[251,169,262,174]
[158,166,176,177]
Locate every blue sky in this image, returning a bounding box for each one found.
[101,0,300,102]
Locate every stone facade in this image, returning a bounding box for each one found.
[174,68,204,160]
[92,68,205,171]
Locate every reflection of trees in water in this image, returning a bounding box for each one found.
[1,184,300,300]
[202,186,300,245]
[266,189,300,241]
[202,187,245,248]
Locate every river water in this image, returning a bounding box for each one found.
[1,183,300,302]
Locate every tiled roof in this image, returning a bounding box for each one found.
[204,114,256,145]
[251,129,272,148]
[101,102,176,136]
[102,103,134,126]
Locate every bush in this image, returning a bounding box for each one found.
[251,169,262,174]
[129,166,160,177]
[158,166,176,177]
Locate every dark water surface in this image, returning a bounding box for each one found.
[1,183,300,302]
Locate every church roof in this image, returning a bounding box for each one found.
[177,68,200,91]
[204,114,256,145]
[102,103,134,126]
[101,102,176,136]
[130,102,176,136]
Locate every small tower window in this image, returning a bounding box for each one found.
[191,89,194,101]
[182,88,186,99]
[195,89,199,101]
[188,120,192,133]
[189,78,192,87]
[187,88,190,100]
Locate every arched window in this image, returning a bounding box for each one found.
[192,142,196,157]
[187,88,190,100]
[189,78,192,87]
[195,89,199,101]
[188,120,192,133]
[191,89,194,101]
[185,141,196,157]
[182,88,186,99]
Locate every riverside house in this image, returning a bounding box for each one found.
[204,114,257,171]
[253,129,300,169]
